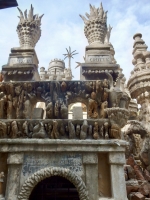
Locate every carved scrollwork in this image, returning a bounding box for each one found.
[18,167,89,200]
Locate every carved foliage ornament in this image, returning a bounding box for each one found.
[17,5,44,48]
[18,167,89,200]
[80,3,112,44]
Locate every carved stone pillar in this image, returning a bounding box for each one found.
[83,153,98,200]
[5,153,24,200]
[109,152,127,200]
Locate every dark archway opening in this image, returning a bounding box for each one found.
[29,175,80,200]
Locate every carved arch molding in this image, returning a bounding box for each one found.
[18,167,89,200]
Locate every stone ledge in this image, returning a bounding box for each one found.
[0,139,127,152]
[0,139,127,145]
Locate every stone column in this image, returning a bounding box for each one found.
[0,172,5,200]
[5,153,24,200]
[83,153,98,200]
[109,152,127,200]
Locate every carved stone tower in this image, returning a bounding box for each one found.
[79,3,118,82]
[2,5,43,81]
[127,33,150,131]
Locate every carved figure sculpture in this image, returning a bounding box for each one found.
[100,101,108,118]
[23,96,32,119]
[80,120,88,139]
[22,121,28,138]
[59,123,65,136]
[109,124,121,139]
[88,92,98,118]
[60,102,68,119]
[7,94,13,119]
[0,92,6,119]
[76,125,80,136]
[32,122,47,138]
[96,80,103,104]
[68,121,75,139]
[61,81,67,92]
[109,86,123,107]
[51,120,59,139]
[0,121,7,138]
[93,122,99,139]
[103,79,109,101]
[46,101,53,119]
[104,122,109,139]
[17,121,22,137]
[54,101,59,118]
[11,121,18,138]
[100,124,104,138]
[0,172,4,198]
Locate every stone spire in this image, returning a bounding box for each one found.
[17,5,44,48]
[127,33,150,131]
[80,3,108,45]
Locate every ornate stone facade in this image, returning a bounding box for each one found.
[4,2,150,200]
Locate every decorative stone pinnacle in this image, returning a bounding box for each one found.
[80,2,108,44]
[17,4,44,48]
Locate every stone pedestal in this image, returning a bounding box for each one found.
[5,153,23,200]
[80,44,119,81]
[2,48,40,81]
[109,152,127,200]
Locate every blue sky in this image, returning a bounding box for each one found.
[0,0,150,81]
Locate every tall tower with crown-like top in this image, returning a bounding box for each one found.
[2,5,43,81]
[79,3,119,82]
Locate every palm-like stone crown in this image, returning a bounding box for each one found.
[80,3,107,44]
[17,5,44,48]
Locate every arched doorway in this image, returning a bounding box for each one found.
[29,175,79,200]
[18,167,89,200]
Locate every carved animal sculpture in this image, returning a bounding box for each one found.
[100,101,108,118]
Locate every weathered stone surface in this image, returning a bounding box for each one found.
[7,153,24,164]
[32,108,44,119]
[98,153,111,197]
[83,153,98,164]
[132,192,145,200]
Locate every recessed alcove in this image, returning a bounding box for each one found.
[68,102,87,119]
